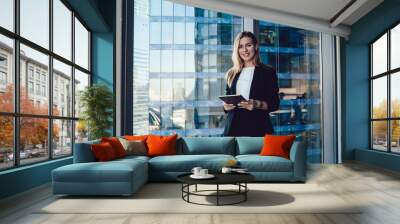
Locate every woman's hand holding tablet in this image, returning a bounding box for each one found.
[219,94,247,105]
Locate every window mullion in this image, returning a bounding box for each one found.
[49,0,54,160]
[71,10,76,154]
[14,0,21,167]
[386,29,392,152]
[370,45,373,149]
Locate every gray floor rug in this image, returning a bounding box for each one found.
[37,183,362,214]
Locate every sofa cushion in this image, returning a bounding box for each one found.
[101,137,127,158]
[53,159,147,183]
[118,138,147,156]
[235,137,263,155]
[260,135,296,159]
[91,142,118,161]
[236,155,293,172]
[148,154,235,172]
[177,137,235,155]
[147,134,178,157]
[115,155,150,163]
[73,139,100,163]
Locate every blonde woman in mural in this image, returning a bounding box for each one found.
[223,31,280,136]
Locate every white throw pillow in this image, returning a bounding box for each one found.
[118,138,147,156]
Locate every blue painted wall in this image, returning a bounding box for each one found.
[344,0,400,170]
[91,0,115,135]
[91,32,115,136]
[0,158,72,199]
[92,32,114,89]
[92,0,115,88]
[355,149,400,172]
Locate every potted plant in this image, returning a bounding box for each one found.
[79,84,113,140]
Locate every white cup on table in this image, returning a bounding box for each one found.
[200,169,208,176]
[191,167,202,176]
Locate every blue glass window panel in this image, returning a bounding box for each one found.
[149,50,161,73]
[185,23,195,44]
[209,24,218,45]
[185,50,196,72]
[173,78,185,101]
[173,3,185,16]
[173,22,185,44]
[173,50,185,72]
[161,106,173,129]
[150,22,162,44]
[185,78,196,100]
[150,0,161,16]
[149,78,161,101]
[161,50,173,72]
[161,78,173,101]
[186,6,195,17]
[196,23,208,45]
[162,0,173,16]
[161,22,173,44]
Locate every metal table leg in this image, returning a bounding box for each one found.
[245,183,247,201]
[180,182,249,206]
[217,184,219,206]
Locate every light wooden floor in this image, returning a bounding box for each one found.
[1,162,400,224]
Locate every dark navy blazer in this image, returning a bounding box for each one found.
[223,64,280,137]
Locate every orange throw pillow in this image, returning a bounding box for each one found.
[101,137,127,158]
[91,142,117,161]
[260,135,296,159]
[146,134,178,157]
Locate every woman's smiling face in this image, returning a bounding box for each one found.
[238,37,256,63]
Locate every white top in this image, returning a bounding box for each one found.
[236,67,255,100]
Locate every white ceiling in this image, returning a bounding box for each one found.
[228,0,353,23]
[171,0,384,37]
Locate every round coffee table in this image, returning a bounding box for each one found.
[177,173,255,206]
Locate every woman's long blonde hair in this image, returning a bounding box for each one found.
[226,31,262,87]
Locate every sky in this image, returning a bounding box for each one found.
[0,0,88,71]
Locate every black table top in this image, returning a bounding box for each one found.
[177,172,255,185]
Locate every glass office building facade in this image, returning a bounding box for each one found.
[146,0,242,136]
[257,21,321,162]
[134,0,321,162]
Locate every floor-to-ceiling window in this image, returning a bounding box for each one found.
[370,22,400,153]
[133,0,322,162]
[0,0,91,170]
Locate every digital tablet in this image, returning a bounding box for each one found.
[219,94,247,105]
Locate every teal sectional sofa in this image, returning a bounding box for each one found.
[52,137,306,196]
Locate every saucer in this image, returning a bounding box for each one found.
[232,170,249,174]
[231,168,248,173]
[190,174,215,179]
